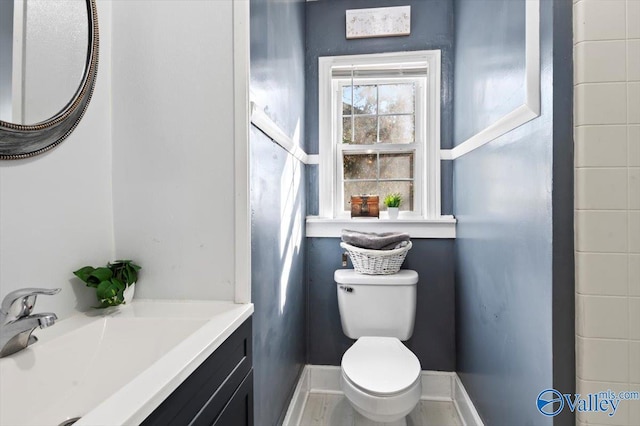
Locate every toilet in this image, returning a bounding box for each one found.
[335,269,421,422]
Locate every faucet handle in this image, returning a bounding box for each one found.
[0,288,61,323]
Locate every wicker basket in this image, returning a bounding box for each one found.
[340,241,412,275]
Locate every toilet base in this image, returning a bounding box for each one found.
[340,370,421,423]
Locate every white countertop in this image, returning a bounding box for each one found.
[79,300,254,425]
[0,299,253,426]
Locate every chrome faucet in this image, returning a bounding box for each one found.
[0,288,61,357]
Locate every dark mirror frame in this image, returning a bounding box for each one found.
[0,0,99,160]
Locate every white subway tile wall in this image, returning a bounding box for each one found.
[630,255,640,296]
[577,336,630,382]
[576,125,629,167]
[627,125,640,165]
[628,40,640,81]
[575,211,628,252]
[577,252,629,295]
[575,83,627,125]
[576,168,629,210]
[628,0,640,39]
[577,296,629,339]
[575,41,627,84]
[575,1,640,424]
[574,0,627,42]
[577,379,632,425]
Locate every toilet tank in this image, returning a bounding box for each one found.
[335,269,418,341]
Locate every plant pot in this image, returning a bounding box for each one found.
[123,283,135,304]
[387,207,399,219]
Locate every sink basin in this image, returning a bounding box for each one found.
[0,300,253,426]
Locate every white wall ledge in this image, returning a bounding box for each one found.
[306,216,456,238]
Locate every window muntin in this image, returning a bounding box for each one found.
[335,76,425,216]
[342,153,414,211]
[341,83,416,145]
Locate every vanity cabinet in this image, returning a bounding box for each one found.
[142,317,253,426]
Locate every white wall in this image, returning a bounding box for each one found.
[0,0,114,319]
[574,0,640,424]
[110,0,237,301]
[0,0,244,317]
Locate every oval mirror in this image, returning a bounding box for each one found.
[0,0,99,160]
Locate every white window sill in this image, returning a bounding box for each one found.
[306,216,457,238]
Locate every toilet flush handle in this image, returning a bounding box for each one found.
[339,286,353,293]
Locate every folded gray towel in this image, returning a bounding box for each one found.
[341,229,411,250]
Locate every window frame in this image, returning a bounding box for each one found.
[318,50,442,220]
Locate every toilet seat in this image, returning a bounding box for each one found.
[341,336,421,396]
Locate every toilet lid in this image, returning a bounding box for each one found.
[342,336,421,396]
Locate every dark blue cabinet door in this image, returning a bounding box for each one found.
[142,317,253,426]
[211,370,253,426]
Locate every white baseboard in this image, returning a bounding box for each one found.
[282,365,484,426]
[452,374,485,426]
[282,366,311,426]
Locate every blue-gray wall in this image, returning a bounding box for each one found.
[307,239,455,370]
[305,0,455,371]
[305,0,454,215]
[304,0,457,371]
[551,2,576,425]
[452,0,574,425]
[250,1,307,425]
[452,0,525,145]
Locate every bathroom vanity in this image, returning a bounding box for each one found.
[142,316,253,426]
[0,300,253,426]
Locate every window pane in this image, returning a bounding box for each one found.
[379,115,414,144]
[379,181,413,211]
[342,86,353,115]
[343,181,378,211]
[353,116,377,144]
[378,84,414,114]
[352,85,377,115]
[344,154,377,180]
[342,117,352,143]
[379,153,414,179]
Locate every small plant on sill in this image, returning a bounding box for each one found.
[383,193,402,208]
[73,260,141,307]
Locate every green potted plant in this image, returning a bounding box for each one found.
[73,260,141,308]
[384,193,402,219]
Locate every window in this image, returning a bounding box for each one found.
[318,51,441,219]
[340,80,421,213]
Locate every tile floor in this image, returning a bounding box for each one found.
[299,393,463,426]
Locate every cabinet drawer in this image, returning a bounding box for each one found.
[142,317,252,426]
[210,370,253,426]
